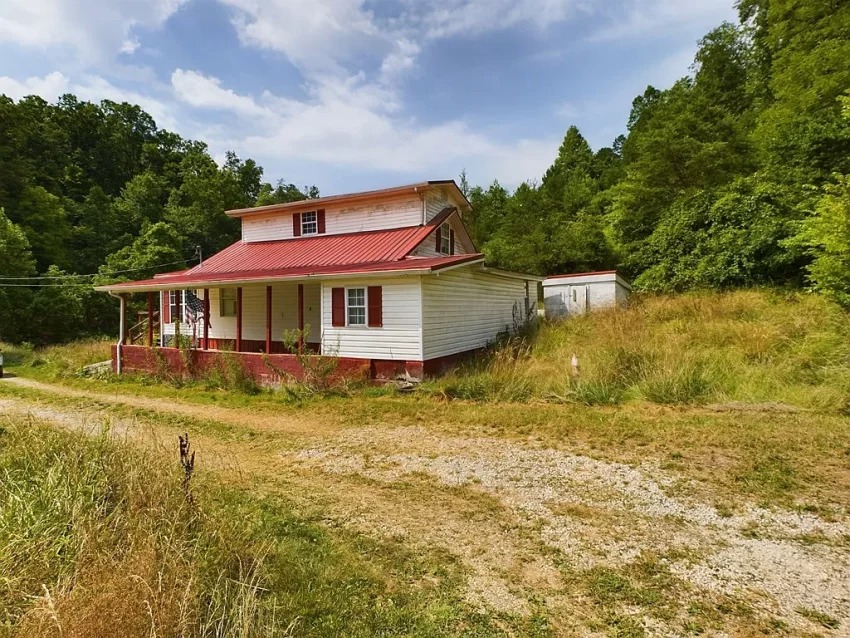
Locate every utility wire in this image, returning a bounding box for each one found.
[0,258,196,281]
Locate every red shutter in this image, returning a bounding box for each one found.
[449,229,455,255]
[436,225,441,251]
[331,287,345,327]
[317,209,326,234]
[162,291,170,323]
[367,286,383,327]
[292,213,301,236]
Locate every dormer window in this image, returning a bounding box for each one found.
[439,223,451,255]
[301,211,318,235]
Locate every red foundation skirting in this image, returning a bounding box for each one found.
[114,345,485,384]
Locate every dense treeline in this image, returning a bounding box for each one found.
[463,0,850,298]
[0,96,316,343]
[1,0,849,345]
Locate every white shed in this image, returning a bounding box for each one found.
[542,270,631,319]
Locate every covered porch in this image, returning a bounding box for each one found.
[109,281,372,384]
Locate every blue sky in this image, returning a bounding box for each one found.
[0,0,737,195]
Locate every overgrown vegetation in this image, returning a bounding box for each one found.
[429,290,850,410]
[3,1,850,347]
[0,417,535,637]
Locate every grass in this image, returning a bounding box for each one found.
[427,289,850,410]
[0,416,544,637]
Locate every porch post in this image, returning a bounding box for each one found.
[121,293,128,345]
[117,293,126,375]
[146,292,154,347]
[203,288,210,350]
[297,283,304,353]
[265,285,272,354]
[236,286,243,352]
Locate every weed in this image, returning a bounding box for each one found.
[796,607,840,629]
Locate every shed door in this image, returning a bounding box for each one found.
[568,285,588,315]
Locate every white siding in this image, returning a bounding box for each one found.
[162,284,321,342]
[543,280,627,319]
[242,194,423,242]
[320,277,422,360]
[424,187,466,223]
[421,267,531,360]
[411,215,475,258]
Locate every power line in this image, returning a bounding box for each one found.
[0,259,195,281]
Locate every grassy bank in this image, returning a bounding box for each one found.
[0,416,540,637]
[431,290,850,409]
[6,290,850,411]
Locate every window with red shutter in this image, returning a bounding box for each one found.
[449,229,455,255]
[292,213,302,236]
[367,286,382,327]
[161,291,170,323]
[331,287,345,326]
[317,209,326,234]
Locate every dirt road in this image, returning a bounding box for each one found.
[2,375,848,636]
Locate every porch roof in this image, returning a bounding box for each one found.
[95,253,486,292]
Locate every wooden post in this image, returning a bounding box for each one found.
[117,294,126,374]
[203,288,210,350]
[236,287,243,352]
[297,283,304,353]
[265,285,272,354]
[146,292,154,347]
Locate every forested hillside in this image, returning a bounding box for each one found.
[1,0,849,345]
[464,0,850,295]
[0,97,317,343]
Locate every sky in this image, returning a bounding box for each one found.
[0,0,737,195]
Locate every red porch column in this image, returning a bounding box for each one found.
[203,288,210,349]
[146,292,154,347]
[236,286,243,352]
[265,285,272,354]
[121,293,129,345]
[297,283,304,353]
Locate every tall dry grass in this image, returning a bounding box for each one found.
[434,290,850,408]
[0,419,290,638]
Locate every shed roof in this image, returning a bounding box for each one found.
[542,270,632,289]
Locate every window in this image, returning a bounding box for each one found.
[220,288,237,317]
[169,291,183,323]
[439,223,451,255]
[301,211,318,235]
[346,288,366,326]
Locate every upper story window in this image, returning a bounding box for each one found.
[220,288,237,317]
[439,223,451,255]
[347,288,366,326]
[301,211,318,235]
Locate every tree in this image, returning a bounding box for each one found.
[12,185,72,271]
[0,208,36,342]
[796,93,850,305]
[97,222,186,285]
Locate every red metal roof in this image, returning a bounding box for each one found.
[95,210,485,292]
[197,225,431,274]
[98,254,484,291]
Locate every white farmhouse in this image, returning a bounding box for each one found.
[542,271,631,319]
[97,181,540,381]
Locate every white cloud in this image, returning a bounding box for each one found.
[0,71,176,129]
[171,69,272,118]
[589,0,735,42]
[219,0,384,74]
[0,71,70,100]
[0,0,187,63]
[408,0,586,40]
[170,68,556,186]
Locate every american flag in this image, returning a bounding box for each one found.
[184,290,205,325]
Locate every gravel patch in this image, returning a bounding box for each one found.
[291,425,850,629]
